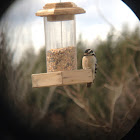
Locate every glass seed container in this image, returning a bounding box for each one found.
[36,2,85,72]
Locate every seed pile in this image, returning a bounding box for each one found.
[47,46,77,72]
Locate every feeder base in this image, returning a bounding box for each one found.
[31,69,94,88]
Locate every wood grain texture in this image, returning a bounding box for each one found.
[36,2,86,17]
[43,2,77,9]
[32,69,94,88]
[62,69,93,85]
[32,72,62,88]
[36,7,85,16]
[47,15,74,21]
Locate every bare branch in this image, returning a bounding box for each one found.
[126,44,140,51]
[76,116,108,129]
[104,84,123,126]
[64,86,97,122]
[64,86,86,109]
[39,86,57,119]
[98,65,114,83]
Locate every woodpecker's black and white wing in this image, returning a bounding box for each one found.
[95,58,97,74]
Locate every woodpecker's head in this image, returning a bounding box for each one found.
[84,49,96,56]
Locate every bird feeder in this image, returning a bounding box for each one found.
[32,2,93,88]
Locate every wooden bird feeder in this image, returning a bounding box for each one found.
[32,2,93,88]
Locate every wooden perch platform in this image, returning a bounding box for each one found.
[32,69,93,88]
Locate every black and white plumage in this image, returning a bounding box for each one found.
[82,49,97,88]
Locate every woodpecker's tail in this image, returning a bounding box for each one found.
[87,82,92,88]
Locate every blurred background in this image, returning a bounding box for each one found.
[0,0,140,139]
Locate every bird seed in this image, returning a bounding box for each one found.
[46,46,77,72]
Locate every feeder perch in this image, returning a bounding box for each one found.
[32,2,93,88]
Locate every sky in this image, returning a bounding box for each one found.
[1,0,140,62]
[31,0,139,50]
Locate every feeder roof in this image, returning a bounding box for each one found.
[36,2,86,17]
